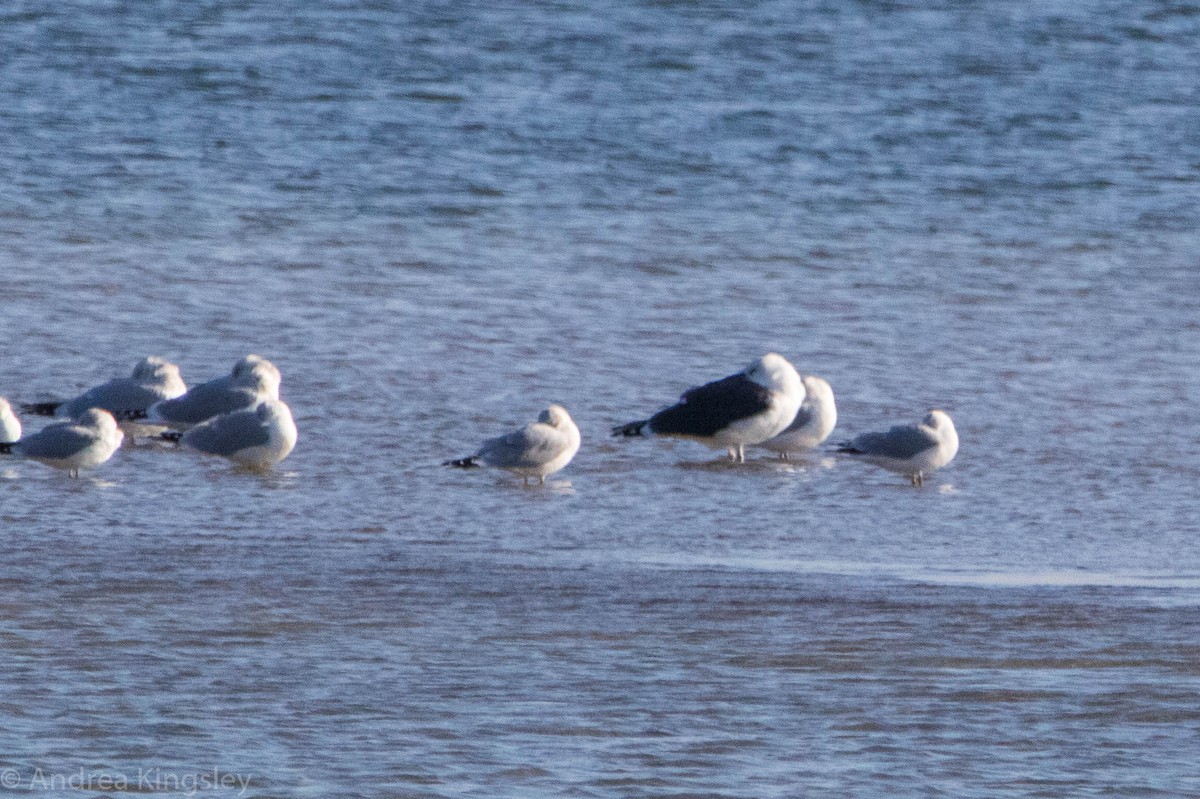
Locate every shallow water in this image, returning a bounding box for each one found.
[2,1,1200,797]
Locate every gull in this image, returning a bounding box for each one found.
[145,354,281,431]
[836,409,959,486]
[0,408,124,477]
[173,398,297,470]
[758,375,837,459]
[1,397,21,444]
[612,353,804,463]
[446,404,581,485]
[22,356,186,421]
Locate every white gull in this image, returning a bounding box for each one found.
[177,397,297,470]
[23,356,186,422]
[2,408,124,477]
[147,355,281,431]
[836,409,959,487]
[758,375,837,459]
[447,404,581,485]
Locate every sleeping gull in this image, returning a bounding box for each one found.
[758,375,837,459]
[172,397,297,469]
[612,353,805,463]
[1,397,21,444]
[145,355,281,431]
[446,404,581,485]
[0,408,124,477]
[836,409,959,486]
[23,356,186,421]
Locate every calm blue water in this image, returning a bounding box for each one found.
[3,1,1200,797]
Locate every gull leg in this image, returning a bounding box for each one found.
[736,445,745,464]
[539,475,546,486]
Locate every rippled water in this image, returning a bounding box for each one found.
[3,1,1200,797]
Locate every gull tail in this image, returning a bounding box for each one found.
[611,420,650,438]
[834,442,861,454]
[444,456,481,468]
[0,442,12,454]
[21,401,61,417]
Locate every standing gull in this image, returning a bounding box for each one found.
[612,353,805,463]
[0,397,21,444]
[836,409,959,487]
[446,404,581,485]
[0,408,124,477]
[758,375,837,459]
[23,356,186,421]
[146,355,281,431]
[174,397,297,470]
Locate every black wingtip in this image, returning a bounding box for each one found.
[0,442,12,455]
[444,456,481,468]
[115,408,150,422]
[834,443,860,454]
[158,430,183,444]
[21,401,61,417]
[611,420,649,438]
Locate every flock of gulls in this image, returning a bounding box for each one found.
[446,352,958,487]
[1,352,957,487]
[0,355,296,477]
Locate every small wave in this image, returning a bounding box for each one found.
[922,569,1200,590]
[630,552,1200,592]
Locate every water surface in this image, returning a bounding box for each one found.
[2,1,1199,796]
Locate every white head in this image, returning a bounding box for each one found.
[77,407,121,435]
[245,398,298,466]
[132,356,185,390]
[232,355,282,397]
[538,404,575,429]
[0,397,20,443]
[255,397,293,423]
[745,353,804,396]
[922,409,954,431]
[533,404,580,476]
[802,374,837,425]
[231,354,269,376]
[132,355,171,378]
[923,409,958,456]
[801,375,834,406]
